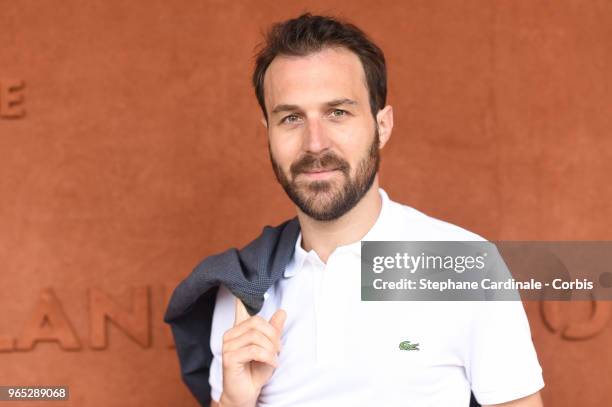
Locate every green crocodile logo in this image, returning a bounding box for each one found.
[399,340,420,351]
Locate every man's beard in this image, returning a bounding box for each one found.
[269,127,380,222]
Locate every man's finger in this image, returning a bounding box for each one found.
[223,329,279,354]
[224,316,282,349]
[234,297,250,326]
[269,309,287,335]
[224,345,279,369]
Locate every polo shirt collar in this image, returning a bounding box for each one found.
[283,233,309,278]
[342,187,392,256]
[284,187,392,278]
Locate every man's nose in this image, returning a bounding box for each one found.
[302,118,332,154]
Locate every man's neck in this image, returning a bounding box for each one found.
[297,180,382,264]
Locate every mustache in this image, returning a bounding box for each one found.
[290,152,350,176]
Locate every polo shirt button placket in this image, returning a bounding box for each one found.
[318,256,330,366]
[318,252,348,368]
[306,252,326,366]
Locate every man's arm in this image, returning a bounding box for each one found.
[211,401,220,407]
[484,391,543,407]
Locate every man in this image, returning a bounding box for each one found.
[200,12,544,407]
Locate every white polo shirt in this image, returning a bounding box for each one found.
[209,188,544,406]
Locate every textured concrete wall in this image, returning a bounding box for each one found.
[1,1,611,406]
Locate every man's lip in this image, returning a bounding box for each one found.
[303,168,339,174]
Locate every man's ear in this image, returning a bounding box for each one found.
[260,117,268,128]
[376,105,394,149]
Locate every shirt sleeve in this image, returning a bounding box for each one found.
[466,300,544,405]
[209,285,235,403]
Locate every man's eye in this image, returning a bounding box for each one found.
[281,114,300,124]
[330,109,347,118]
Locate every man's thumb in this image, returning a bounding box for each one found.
[269,309,287,333]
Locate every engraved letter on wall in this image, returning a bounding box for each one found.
[89,286,151,349]
[15,288,81,351]
[0,79,26,118]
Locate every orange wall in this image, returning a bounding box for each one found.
[1,1,611,406]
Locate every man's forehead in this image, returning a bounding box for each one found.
[263,47,368,112]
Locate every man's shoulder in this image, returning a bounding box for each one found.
[387,199,487,242]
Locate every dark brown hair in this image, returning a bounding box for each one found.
[252,12,387,123]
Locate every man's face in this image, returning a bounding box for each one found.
[263,47,380,221]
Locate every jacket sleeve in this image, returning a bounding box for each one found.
[167,286,219,407]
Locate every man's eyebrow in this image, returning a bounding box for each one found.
[270,98,358,115]
[326,98,358,107]
[271,104,300,115]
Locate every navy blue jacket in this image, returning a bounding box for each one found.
[164,217,300,406]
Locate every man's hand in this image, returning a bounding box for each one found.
[217,297,286,407]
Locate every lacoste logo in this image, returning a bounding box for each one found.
[399,340,419,351]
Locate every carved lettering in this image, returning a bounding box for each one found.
[541,300,612,340]
[0,79,26,118]
[15,288,81,350]
[89,286,150,349]
[0,284,178,352]
[0,335,14,352]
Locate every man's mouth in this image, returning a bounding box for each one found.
[305,168,338,173]
[301,168,340,179]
